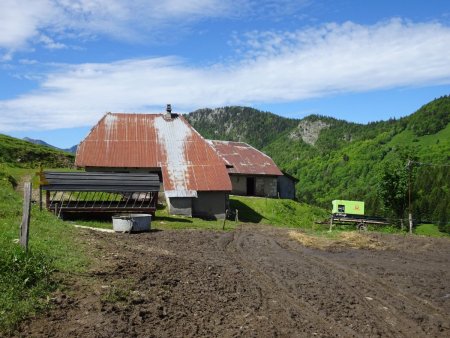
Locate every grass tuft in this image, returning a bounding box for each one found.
[0,248,55,333]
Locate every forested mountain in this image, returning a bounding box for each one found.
[186,106,298,149]
[187,96,450,231]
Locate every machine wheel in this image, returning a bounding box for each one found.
[357,223,367,231]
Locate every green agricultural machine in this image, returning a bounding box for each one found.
[327,199,388,231]
[332,200,365,216]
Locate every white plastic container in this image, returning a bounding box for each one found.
[112,214,152,233]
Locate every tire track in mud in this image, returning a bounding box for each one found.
[278,234,450,337]
[286,243,450,330]
[220,231,359,337]
[223,228,448,337]
[18,227,449,337]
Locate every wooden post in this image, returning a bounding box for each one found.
[39,185,43,211]
[408,213,413,234]
[407,160,413,234]
[222,209,228,230]
[328,215,333,232]
[20,182,32,252]
[37,165,43,211]
[46,190,50,210]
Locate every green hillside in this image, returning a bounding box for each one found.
[186,106,298,149]
[187,96,450,231]
[0,134,74,168]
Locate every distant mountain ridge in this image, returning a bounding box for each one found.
[22,137,77,153]
[0,134,74,168]
[186,98,450,159]
[23,137,56,148]
[187,96,450,230]
[186,106,298,149]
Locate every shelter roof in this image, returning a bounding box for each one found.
[75,113,232,196]
[208,140,283,176]
[41,171,160,192]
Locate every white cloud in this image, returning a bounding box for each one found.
[1,19,450,131]
[241,0,311,19]
[0,0,55,50]
[39,35,67,50]
[0,0,313,56]
[0,0,234,56]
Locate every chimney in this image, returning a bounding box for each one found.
[165,104,172,119]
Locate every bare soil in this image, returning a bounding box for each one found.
[18,225,450,337]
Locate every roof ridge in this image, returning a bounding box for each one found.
[75,112,232,193]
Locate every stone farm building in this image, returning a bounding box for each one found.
[208,140,285,198]
[75,109,296,219]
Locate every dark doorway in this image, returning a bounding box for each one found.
[246,177,255,196]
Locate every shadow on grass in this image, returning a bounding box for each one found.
[229,199,264,223]
[62,212,113,222]
[156,203,166,210]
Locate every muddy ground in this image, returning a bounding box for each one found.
[19,225,450,337]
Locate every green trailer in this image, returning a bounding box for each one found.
[332,200,364,216]
[326,200,388,231]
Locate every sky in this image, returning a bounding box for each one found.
[1,0,450,148]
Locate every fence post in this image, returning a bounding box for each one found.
[223,209,228,230]
[39,185,43,211]
[20,182,32,252]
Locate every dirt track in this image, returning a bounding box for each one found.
[19,225,450,337]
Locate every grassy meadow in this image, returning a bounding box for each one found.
[0,167,88,334]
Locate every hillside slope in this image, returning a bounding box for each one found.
[187,97,450,229]
[0,134,74,168]
[186,106,298,149]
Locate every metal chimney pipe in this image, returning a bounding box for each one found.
[165,104,172,119]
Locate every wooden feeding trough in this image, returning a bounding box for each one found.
[39,171,160,218]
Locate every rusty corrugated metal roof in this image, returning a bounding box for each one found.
[75,113,232,196]
[208,140,283,176]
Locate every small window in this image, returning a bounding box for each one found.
[338,204,345,213]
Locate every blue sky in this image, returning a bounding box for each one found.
[1,0,450,148]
